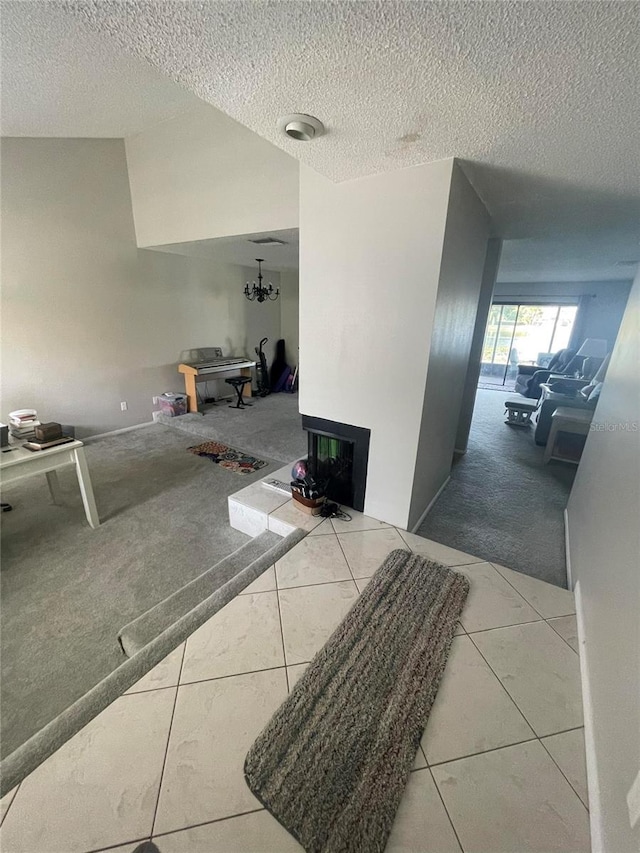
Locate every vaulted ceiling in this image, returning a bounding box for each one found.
[2,0,639,282]
[0,1,202,138]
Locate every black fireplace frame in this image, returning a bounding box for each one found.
[302,415,371,512]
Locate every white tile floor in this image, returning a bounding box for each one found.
[0,515,590,853]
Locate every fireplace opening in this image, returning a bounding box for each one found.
[308,433,355,507]
[302,416,370,512]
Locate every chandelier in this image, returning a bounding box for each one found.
[244,258,279,303]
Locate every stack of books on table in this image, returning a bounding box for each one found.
[8,411,74,450]
[8,409,40,442]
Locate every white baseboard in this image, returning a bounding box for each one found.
[410,476,450,534]
[564,507,573,590]
[569,522,604,847]
[574,580,604,852]
[81,421,155,444]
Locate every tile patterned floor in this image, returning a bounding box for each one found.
[0,515,590,853]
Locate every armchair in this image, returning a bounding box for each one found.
[514,348,577,398]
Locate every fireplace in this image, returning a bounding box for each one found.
[302,416,371,512]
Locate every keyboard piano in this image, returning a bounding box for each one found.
[178,358,256,412]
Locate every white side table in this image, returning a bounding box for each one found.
[0,439,100,528]
[544,407,593,465]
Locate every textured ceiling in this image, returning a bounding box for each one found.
[67,0,640,240]
[149,229,300,272]
[3,1,639,282]
[0,1,203,137]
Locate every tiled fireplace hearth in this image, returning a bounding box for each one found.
[228,417,371,538]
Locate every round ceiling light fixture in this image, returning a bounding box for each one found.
[278,113,325,142]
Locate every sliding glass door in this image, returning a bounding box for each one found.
[479,303,578,388]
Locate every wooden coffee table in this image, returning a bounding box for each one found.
[0,439,100,528]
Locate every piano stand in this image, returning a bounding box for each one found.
[226,377,253,409]
[178,361,254,413]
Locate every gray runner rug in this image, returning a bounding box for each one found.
[244,548,469,853]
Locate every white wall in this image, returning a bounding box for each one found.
[299,159,455,527]
[409,163,490,528]
[456,238,502,453]
[494,280,632,353]
[566,272,639,852]
[125,101,299,248]
[1,138,281,436]
[279,270,300,368]
[575,282,632,352]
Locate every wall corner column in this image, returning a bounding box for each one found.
[455,237,503,453]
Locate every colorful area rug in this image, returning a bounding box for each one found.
[187,440,267,474]
[244,549,469,853]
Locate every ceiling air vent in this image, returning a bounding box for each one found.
[249,238,287,246]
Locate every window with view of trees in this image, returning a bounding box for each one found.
[479,303,578,388]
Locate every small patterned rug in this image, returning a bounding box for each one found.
[244,549,469,852]
[187,440,267,474]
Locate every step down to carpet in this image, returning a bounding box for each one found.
[119,530,284,657]
[1,527,307,799]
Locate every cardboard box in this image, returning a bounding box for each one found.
[291,491,325,516]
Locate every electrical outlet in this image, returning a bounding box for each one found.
[120,401,128,411]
